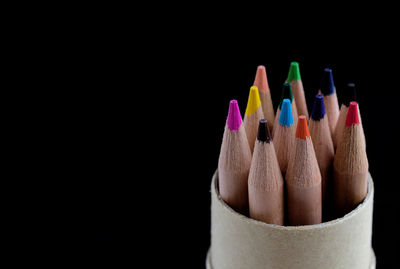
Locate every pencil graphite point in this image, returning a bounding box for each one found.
[320,68,335,95]
[245,86,261,116]
[227,100,242,131]
[342,83,357,106]
[279,99,294,126]
[287,62,301,82]
[296,115,310,139]
[311,94,326,121]
[279,82,294,109]
[257,119,271,143]
[345,101,360,127]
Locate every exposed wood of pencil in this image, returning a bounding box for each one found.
[218,123,252,214]
[286,117,322,225]
[248,140,284,225]
[244,107,264,153]
[272,100,298,138]
[324,93,340,136]
[309,116,334,207]
[253,66,275,132]
[333,114,368,217]
[273,124,295,175]
[291,80,308,118]
[333,104,348,148]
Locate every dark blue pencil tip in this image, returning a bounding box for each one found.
[320,68,335,95]
[311,94,326,121]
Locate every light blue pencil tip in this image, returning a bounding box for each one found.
[279,99,294,126]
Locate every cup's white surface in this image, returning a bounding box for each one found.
[208,170,375,269]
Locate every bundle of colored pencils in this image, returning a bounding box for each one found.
[218,63,368,226]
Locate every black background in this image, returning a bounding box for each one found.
[88,42,400,268]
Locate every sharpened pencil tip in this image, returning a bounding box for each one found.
[245,86,261,116]
[279,99,294,126]
[342,83,357,106]
[345,102,360,127]
[320,68,335,95]
[279,82,294,109]
[254,66,269,93]
[296,115,310,139]
[227,100,242,131]
[311,94,326,121]
[287,62,301,82]
[257,119,271,143]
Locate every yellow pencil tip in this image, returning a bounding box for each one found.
[245,86,261,116]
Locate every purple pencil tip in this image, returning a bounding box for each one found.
[227,100,242,131]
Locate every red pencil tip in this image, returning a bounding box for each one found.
[296,115,310,139]
[345,101,360,127]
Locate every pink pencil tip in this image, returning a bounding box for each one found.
[345,101,360,127]
[227,100,242,131]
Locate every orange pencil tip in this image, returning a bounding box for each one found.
[296,115,310,139]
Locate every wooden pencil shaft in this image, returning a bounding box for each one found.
[286,137,322,225]
[333,169,368,217]
[259,90,275,132]
[273,125,295,174]
[333,123,368,217]
[291,80,308,118]
[218,124,252,214]
[248,141,284,225]
[323,93,340,136]
[309,117,334,206]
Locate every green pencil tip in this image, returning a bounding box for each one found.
[287,62,301,82]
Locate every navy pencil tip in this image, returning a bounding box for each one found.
[320,68,335,95]
[311,94,326,121]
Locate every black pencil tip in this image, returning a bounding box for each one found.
[342,83,357,106]
[257,119,271,143]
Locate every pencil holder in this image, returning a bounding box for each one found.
[206,170,375,269]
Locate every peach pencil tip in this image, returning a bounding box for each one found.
[254,65,270,93]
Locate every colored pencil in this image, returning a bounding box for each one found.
[320,68,340,136]
[218,100,252,214]
[253,65,275,132]
[248,119,284,225]
[333,83,365,148]
[287,62,308,118]
[244,86,264,153]
[273,99,296,175]
[333,102,368,217]
[286,116,322,225]
[272,82,298,138]
[309,94,334,212]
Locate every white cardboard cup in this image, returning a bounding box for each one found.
[207,170,375,269]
